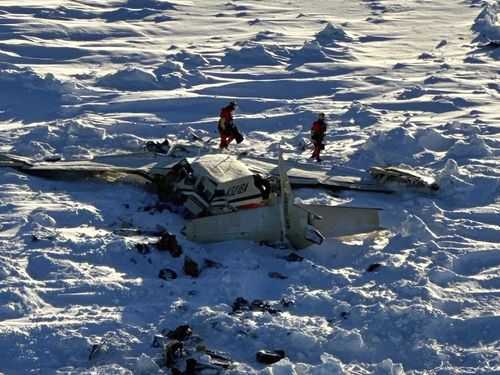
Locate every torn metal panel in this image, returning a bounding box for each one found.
[369,166,439,191]
[241,157,392,193]
[185,204,282,243]
[297,204,382,237]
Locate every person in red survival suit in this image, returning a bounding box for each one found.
[311,112,327,162]
[218,101,243,149]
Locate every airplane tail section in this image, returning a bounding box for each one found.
[278,149,324,249]
[297,204,382,237]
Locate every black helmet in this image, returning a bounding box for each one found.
[229,101,238,110]
[318,112,326,120]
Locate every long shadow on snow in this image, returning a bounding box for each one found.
[0,88,64,123]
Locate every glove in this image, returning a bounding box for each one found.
[219,118,226,130]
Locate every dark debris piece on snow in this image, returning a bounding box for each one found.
[250,300,280,314]
[135,243,151,255]
[184,256,199,277]
[158,340,184,367]
[256,349,286,364]
[204,349,233,369]
[203,258,223,269]
[154,324,233,373]
[268,271,288,280]
[165,325,193,341]
[280,297,295,308]
[155,233,183,257]
[158,268,177,280]
[153,325,192,348]
[231,297,280,315]
[279,252,304,262]
[231,297,250,313]
[340,311,350,320]
[88,338,108,361]
[366,263,383,272]
[152,334,166,348]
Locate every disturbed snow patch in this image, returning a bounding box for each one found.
[0,63,85,100]
[221,42,283,67]
[221,27,353,70]
[358,127,423,165]
[472,2,500,45]
[338,101,380,128]
[98,58,210,90]
[97,65,161,90]
[315,22,354,44]
[11,118,146,159]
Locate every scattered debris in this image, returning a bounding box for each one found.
[203,349,233,369]
[203,259,223,269]
[165,325,193,341]
[146,139,170,154]
[159,340,184,367]
[183,256,199,277]
[152,334,166,348]
[366,263,383,272]
[131,232,183,258]
[256,349,286,364]
[280,298,295,308]
[158,268,177,280]
[114,227,165,236]
[231,297,280,315]
[369,166,439,191]
[279,252,304,262]
[154,325,234,373]
[231,297,251,313]
[268,271,288,280]
[88,338,108,361]
[155,233,183,257]
[135,243,151,255]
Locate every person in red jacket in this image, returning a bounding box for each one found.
[311,112,327,162]
[218,101,238,149]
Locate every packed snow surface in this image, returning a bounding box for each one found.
[0,0,499,374]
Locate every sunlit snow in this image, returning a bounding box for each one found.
[0,0,499,374]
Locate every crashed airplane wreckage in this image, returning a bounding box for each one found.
[0,143,438,249]
[184,151,382,249]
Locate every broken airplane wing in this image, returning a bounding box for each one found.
[240,157,392,193]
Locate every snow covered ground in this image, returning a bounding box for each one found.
[0,0,499,374]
